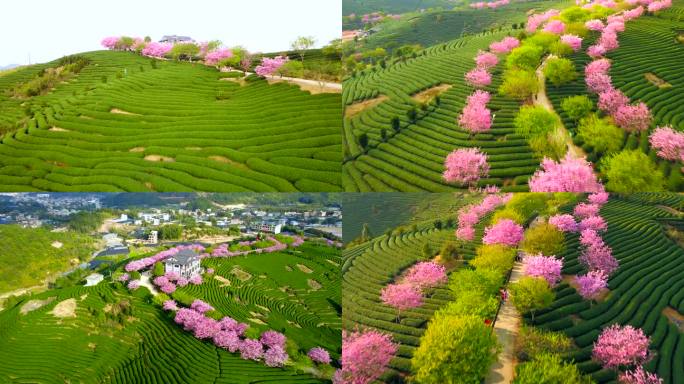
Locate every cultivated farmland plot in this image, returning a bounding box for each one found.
[0,241,341,383]
[0,50,342,192]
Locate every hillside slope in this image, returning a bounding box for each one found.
[0,50,342,192]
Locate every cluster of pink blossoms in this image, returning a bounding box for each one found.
[443,147,490,186]
[211,235,303,257]
[308,347,332,364]
[522,253,563,286]
[465,68,492,88]
[619,366,663,384]
[560,34,583,51]
[255,56,288,77]
[526,9,560,33]
[151,271,200,294]
[205,48,233,66]
[579,228,618,275]
[402,262,448,291]
[489,36,520,54]
[456,194,511,241]
[470,0,510,9]
[529,154,603,193]
[649,126,684,162]
[336,330,398,384]
[593,324,650,369]
[141,42,173,58]
[482,219,524,246]
[458,90,493,134]
[574,270,608,300]
[381,261,447,315]
[380,283,423,313]
[543,19,566,34]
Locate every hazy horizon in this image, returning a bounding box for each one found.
[1,0,341,66]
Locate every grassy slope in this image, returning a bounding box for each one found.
[0,225,96,293]
[343,0,462,16]
[355,0,571,53]
[0,50,341,192]
[532,193,684,383]
[0,241,340,383]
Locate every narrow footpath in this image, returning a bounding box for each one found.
[535,55,587,159]
[485,262,525,384]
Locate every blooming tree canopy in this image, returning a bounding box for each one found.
[403,262,448,291]
[560,34,583,51]
[489,37,520,53]
[483,219,524,246]
[649,126,684,161]
[308,347,332,364]
[574,203,601,219]
[205,48,234,66]
[529,154,603,193]
[475,51,499,69]
[381,283,423,311]
[443,148,490,185]
[549,214,578,232]
[613,103,652,132]
[465,68,492,88]
[619,366,663,384]
[522,253,563,286]
[338,330,398,384]
[458,90,493,133]
[593,324,650,369]
[255,56,288,77]
[575,270,608,300]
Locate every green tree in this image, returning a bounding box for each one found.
[600,150,666,193]
[170,43,200,61]
[440,241,460,261]
[153,262,165,277]
[291,36,316,64]
[543,57,577,87]
[358,133,369,150]
[422,242,433,259]
[519,223,565,256]
[510,277,554,321]
[159,224,182,240]
[561,95,594,121]
[470,244,517,275]
[549,41,573,57]
[411,314,500,384]
[576,114,624,154]
[514,105,559,139]
[506,45,544,71]
[514,353,591,384]
[449,268,503,297]
[433,219,443,230]
[439,291,499,319]
[391,116,401,132]
[499,69,539,100]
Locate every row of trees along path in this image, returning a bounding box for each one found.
[534,55,587,159]
[485,261,524,384]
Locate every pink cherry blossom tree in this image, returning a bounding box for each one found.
[560,34,583,51]
[338,329,398,384]
[458,90,493,134]
[549,214,578,232]
[575,270,608,300]
[598,89,629,114]
[465,68,492,88]
[205,48,233,66]
[489,37,520,53]
[529,154,603,193]
[649,126,684,161]
[381,283,423,319]
[614,103,652,132]
[308,347,332,364]
[522,253,563,286]
[255,56,288,77]
[403,262,447,291]
[588,191,609,205]
[574,203,601,219]
[585,72,613,94]
[483,219,524,246]
[543,20,566,34]
[579,216,608,232]
[619,366,663,384]
[585,19,605,31]
[443,148,490,186]
[475,51,499,69]
[593,324,650,369]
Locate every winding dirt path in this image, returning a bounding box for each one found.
[485,262,524,384]
[535,56,587,159]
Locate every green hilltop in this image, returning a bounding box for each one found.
[0,50,342,192]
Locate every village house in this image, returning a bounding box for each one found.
[159,35,194,44]
[164,249,201,279]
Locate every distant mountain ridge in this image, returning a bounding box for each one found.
[0,64,20,71]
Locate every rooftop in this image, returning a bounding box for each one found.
[166,249,199,265]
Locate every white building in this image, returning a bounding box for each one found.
[164,249,201,279]
[148,230,158,244]
[84,273,104,287]
[259,223,282,234]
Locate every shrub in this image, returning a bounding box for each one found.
[528,128,568,161]
[509,276,554,321]
[600,150,665,193]
[520,223,565,256]
[514,105,559,139]
[470,244,517,275]
[411,314,500,384]
[543,57,577,87]
[513,353,591,384]
[449,268,504,298]
[439,241,460,261]
[577,114,624,154]
[515,327,575,361]
[492,208,525,225]
[499,69,539,100]
[438,291,499,319]
[153,262,165,277]
[506,45,544,71]
[561,95,594,121]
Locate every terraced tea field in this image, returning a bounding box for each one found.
[344,29,541,192]
[533,193,684,383]
[342,194,485,381]
[0,241,341,383]
[546,1,684,190]
[0,50,342,192]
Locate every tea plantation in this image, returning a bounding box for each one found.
[532,193,684,383]
[344,29,540,191]
[546,1,684,190]
[0,241,341,383]
[0,50,342,192]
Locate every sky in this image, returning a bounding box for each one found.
[0,0,341,66]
